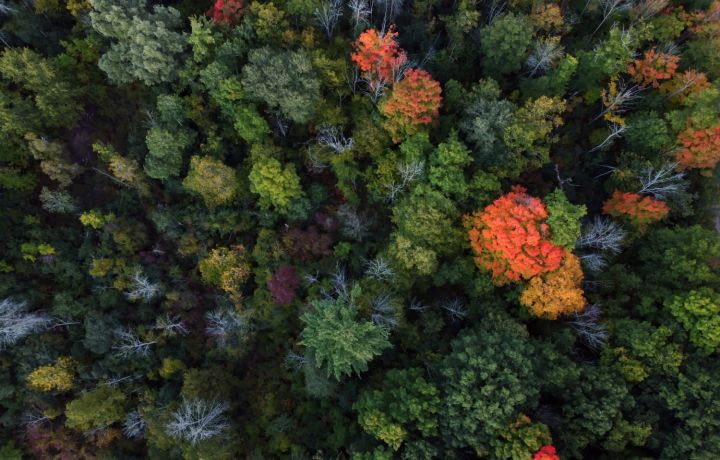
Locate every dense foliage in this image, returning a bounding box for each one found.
[1,0,719,457]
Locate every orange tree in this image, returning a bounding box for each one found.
[602,191,669,227]
[628,50,679,88]
[380,68,442,143]
[351,27,407,83]
[465,186,565,286]
[675,124,720,173]
[208,0,245,26]
[519,251,586,319]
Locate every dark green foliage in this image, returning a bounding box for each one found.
[480,14,533,78]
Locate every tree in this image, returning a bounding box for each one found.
[249,155,309,218]
[27,356,76,392]
[428,132,473,199]
[300,287,391,381]
[353,368,440,450]
[351,27,407,83]
[380,69,442,143]
[90,0,187,85]
[144,127,194,180]
[0,298,53,349]
[520,252,586,319]
[25,132,82,188]
[208,0,245,26]
[198,246,251,299]
[480,13,533,77]
[489,415,553,460]
[628,50,679,88]
[675,125,720,173]
[267,265,300,305]
[439,316,539,452]
[241,47,320,123]
[666,288,720,354]
[65,385,126,431]
[543,189,586,249]
[183,156,238,207]
[533,445,559,460]
[166,399,230,445]
[465,186,565,285]
[602,191,669,227]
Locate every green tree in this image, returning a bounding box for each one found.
[544,189,587,249]
[241,47,320,123]
[65,385,126,431]
[428,132,473,199]
[354,368,440,450]
[480,14,533,77]
[666,288,720,354]
[249,155,309,218]
[144,127,194,180]
[300,286,392,381]
[183,156,238,207]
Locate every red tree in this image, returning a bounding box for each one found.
[351,27,407,83]
[380,68,442,142]
[602,191,669,227]
[208,0,245,26]
[267,265,300,305]
[534,445,560,460]
[465,186,566,286]
[675,125,720,173]
[628,50,679,88]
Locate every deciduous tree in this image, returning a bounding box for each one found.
[520,252,586,319]
[380,69,442,143]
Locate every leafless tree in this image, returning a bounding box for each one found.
[361,75,389,103]
[0,2,15,15]
[589,123,626,152]
[365,256,394,280]
[387,161,424,202]
[284,350,307,370]
[378,0,404,24]
[166,399,230,445]
[409,297,431,312]
[270,112,290,137]
[580,253,609,272]
[632,0,668,20]
[106,375,134,386]
[336,204,370,241]
[331,264,350,300]
[592,0,633,36]
[526,40,564,77]
[123,411,146,439]
[124,271,161,302]
[306,148,330,173]
[637,163,687,199]
[315,0,343,39]
[113,329,156,358]
[154,314,188,336]
[205,309,246,348]
[317,125,354,154]
[371,293,398,329]
[487,0,506,24]
[440,298,467,322]
[347,0,371,29]
[22,411,50,427]
[577,217,626,253]
[0,298,53,349]
[593,80,642,122]
[303,271,320,285]
[568,304,608,349]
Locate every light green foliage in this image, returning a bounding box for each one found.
[300,287,392,381]
[612,319,683,375]
[241,47,320,123]
[188,16,220,64]
[144,127,194,180]
[439,316,538,451]
[544,189,586,249]
[602,418,652,452]
[575,26,639,100]
[183,156,238,207]
[666,288,720,354]
[249,155,308,217]
[666,87,720,132]
[39,187,77,213]
[90,0,186,85]
[428,132,473,198]
[65,385,126,431]
[208,76,270,143]
[480,14,533,77]
[521,55,578,100]
[354,368,440,450]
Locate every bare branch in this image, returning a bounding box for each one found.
[123,411,146,439]
[577,216,626,253]
[113,329,156,358]
[637,163,687,199]
[365,256,395,280]
[166,399,230,445]
[315,0,343,39]
[317,125,354,154]
[0,298,53,349]
[124,271,161,303]
[568,304,608,349]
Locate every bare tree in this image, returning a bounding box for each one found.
[637,163,687,199]
[589,123,626,152]
[123,411,146,439]
[315,0,343,39]
[593,80,642,123]
[124,271,161,303]
[154,314,188,336]
[592,0,633,36]
[387,161,424,202]
[331,264,350,300]
[568,304,609,349]
[361,75,389,103]
[526,40,564,77]
[113,329,156,358]
[371,294,398,329]
[632,0,668,21]
[22,411,50,427]
[166,399,230,445]
[579,253,609,272]
[409,297,431,312]
[440,298,467,322]
[284,350,307,370]
[205,309,246,348]
[365,256,394,280]
[0,298,53,349]
[336,204,370,241]
[487,0,506,24]
[317,125,354,154]
[347,0,370,29]
[577,217,626,253]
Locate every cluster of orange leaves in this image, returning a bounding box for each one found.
[466,186,565,286]
[628,50,679,88]
[520,251,586,319]
[208,0,245,26]
[380,68,442,142]
[602,191,669,226]
[534,445,560,460]
[351,27,407,83]
[675,125,720,172]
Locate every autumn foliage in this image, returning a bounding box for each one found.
[675,125,720,172]
[520,251,586,319]
[628,50,679,88]
[534,445,560,460]
[602,191,669,226]
[351,27,407,83]
[466,186,566,286]
[380,68,442,142]
[208,0,245,26]
[267,265,300,305]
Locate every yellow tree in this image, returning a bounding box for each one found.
[520,252,586,319]
[27,357,76,392]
